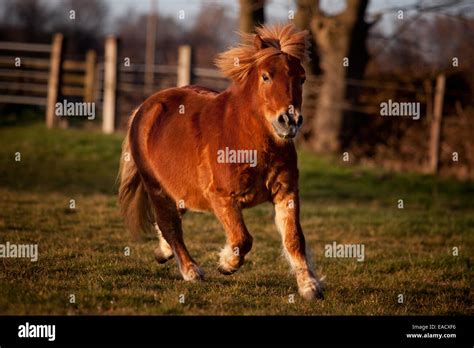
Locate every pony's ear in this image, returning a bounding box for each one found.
[253,34,269,50]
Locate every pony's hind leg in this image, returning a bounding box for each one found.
[153,223,174,264]
[149,190,204,281]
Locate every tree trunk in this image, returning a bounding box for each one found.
[294,0,320,75]
[239,0,265,34]
[310,0,369,153]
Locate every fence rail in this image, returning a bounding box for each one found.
[0,39,54,108]
[0,56,50,69]
[0,34,98,126]
[0,94,47,106]
[0,41,51,53]
[0,34,448,174]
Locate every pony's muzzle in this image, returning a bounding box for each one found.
[272,112,303,139]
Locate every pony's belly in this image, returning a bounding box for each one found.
[236,188,272,209]
[181,194,213,212]
[159,180,213,212]
[163,175,270,212]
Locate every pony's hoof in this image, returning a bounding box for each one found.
[217,264,238,275]
[182,264,205,282]
[218,246,242,275]
[155,254,174,264]
[217,257,241,275]
[154,247,174,264]
[298,278,324,300]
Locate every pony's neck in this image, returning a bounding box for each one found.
[228,72,264,125]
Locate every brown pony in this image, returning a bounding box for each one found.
[118,23,324,300]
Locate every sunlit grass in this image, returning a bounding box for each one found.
[0,124,472,315]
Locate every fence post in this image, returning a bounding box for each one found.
[423,78,433,121]
[177,45,191,87]
[84,50,96,103]
[46,33,63,128]
[428,74,446,174]
[103,36,117,134]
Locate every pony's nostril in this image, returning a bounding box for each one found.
[296,114,303,128]
[278,114,288,125]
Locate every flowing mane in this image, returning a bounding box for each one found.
[215,23,310,82]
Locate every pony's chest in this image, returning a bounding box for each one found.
[231,165,274,207]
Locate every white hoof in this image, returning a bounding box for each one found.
[154,245,174,264]
[181,264,205,282]
[218,245,241,275]
[297,273,325,300]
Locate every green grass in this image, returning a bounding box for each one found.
[0,123,472,315]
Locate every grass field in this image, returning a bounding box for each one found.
[0,123,472,315]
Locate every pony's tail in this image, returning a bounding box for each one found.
[117,108,156,240]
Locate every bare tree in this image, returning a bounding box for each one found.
[48,0,109,55]
[239,0,265,34]
[294,0,320,75]
[309,0,370,153]
[0,0,52,42]
[189,4,237,67]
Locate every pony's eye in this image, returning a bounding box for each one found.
[300,77,306,85]
[262,74,270,83]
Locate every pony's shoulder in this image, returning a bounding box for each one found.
[180,85,219,97]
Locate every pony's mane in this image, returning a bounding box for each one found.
[215,23,310,82]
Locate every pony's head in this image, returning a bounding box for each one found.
[216,23,310,140]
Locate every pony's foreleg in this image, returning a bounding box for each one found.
[212,199,253,275]
[274,193,324,300]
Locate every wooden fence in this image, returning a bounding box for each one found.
[0,39,53,108]
[0,33,97,128]
[95,37,227,133]
[0,34,227,133]
[0,34,449,174]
